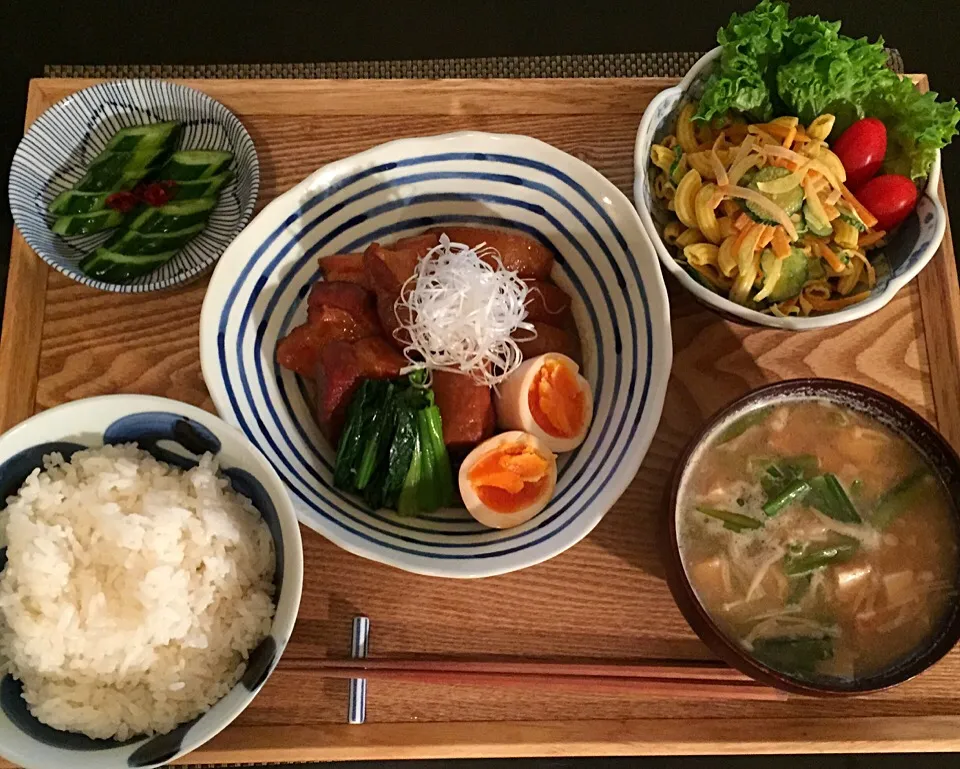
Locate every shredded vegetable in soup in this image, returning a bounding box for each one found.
[678,400,958,682]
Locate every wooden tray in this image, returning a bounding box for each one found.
[3,77,960,764]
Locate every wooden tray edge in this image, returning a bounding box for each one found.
[167,716,960,763]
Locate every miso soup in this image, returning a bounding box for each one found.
[677,399,959,682]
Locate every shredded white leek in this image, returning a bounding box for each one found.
[395,234,535,386]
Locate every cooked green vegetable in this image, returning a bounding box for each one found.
[762,479,810,517]
[697,506,763,533]
[872,470,931,529]
[695,1,959,180]
[333,380,386,490]
[783,536,859,575]
[333,374,455,516]
[420,404,454,508]
[786,573,813,606]
[760,454,819,498]
[806,473,861,523]
[378,410,418,509]
[753,635,834,673]
[355,383,398,491]
[718,407,772,444]
[397,430,423,517]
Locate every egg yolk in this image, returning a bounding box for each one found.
[528,360,585,438]
[468,444,551,514]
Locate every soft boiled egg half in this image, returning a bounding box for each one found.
[458,431,558,529]
[495,353,593,453]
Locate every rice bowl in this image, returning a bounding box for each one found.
[0,444,276,741]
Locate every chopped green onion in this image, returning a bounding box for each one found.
[717,407,772,445]
[783,537,859,576]
[762,479,810,517]
[872,471,930,529]
[697,506,763,533]
[807,474,861,523]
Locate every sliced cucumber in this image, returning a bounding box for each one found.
[169,171,233,201]
[790,212,808,238]
[75,148,169,193]
[104,121,180,153]
[104,222,206,256]
[127,197,217,234]
[79,247,176,283]
[48,190,111,216]
[836,201,867,232]
[803,200,833,237]
[760,247,809,303]
[51,209,125,237]
[160,150,233,181]
[747,167,804,220]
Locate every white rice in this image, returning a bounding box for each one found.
[0,444,276,741]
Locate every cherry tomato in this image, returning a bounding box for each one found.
[832,117,887,189]
[854,174,918,232]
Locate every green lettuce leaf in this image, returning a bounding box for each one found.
[695,0,790,123]
[776,34,889,130]
[694,1,960,180]
[865,74,960,179]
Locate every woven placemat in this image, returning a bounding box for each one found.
[45,52,705,79]
[44,50,904,80]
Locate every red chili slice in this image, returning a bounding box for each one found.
[105,191,139,213]
[141,180,177,207]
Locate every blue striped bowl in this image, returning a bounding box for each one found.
[9,80,259,293]
[199,132,672,578]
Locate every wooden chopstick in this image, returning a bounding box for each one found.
[304,657,785,701]
[313,657,752,681]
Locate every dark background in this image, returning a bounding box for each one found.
[2,0,959,764]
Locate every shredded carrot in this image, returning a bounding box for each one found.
[734,212,753,231]
[839,183,879,228]
[782,126,797,149]
[758,225,776,249]
[815,240,845,273]
[756,123,793,140]
[732,222,753,254]
[858,230,887,248]
[771,227,791,258]
[807,290,872,311]
[767,156,798,171]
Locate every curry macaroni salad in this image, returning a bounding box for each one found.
[650,103,887,316]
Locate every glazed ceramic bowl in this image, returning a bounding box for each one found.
[633,48,948,329]
[200,130,673,578]
[0,395,302,769]
[9,79,259,293]
[664,379,960,695]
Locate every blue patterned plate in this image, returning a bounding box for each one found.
[0,395,302,769]
[9,80,259,293]
[199,131,673,578]
[633,48,948,330]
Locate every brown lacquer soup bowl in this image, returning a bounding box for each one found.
[664,378,960,696]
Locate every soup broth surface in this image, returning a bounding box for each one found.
[678,399,959,682]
